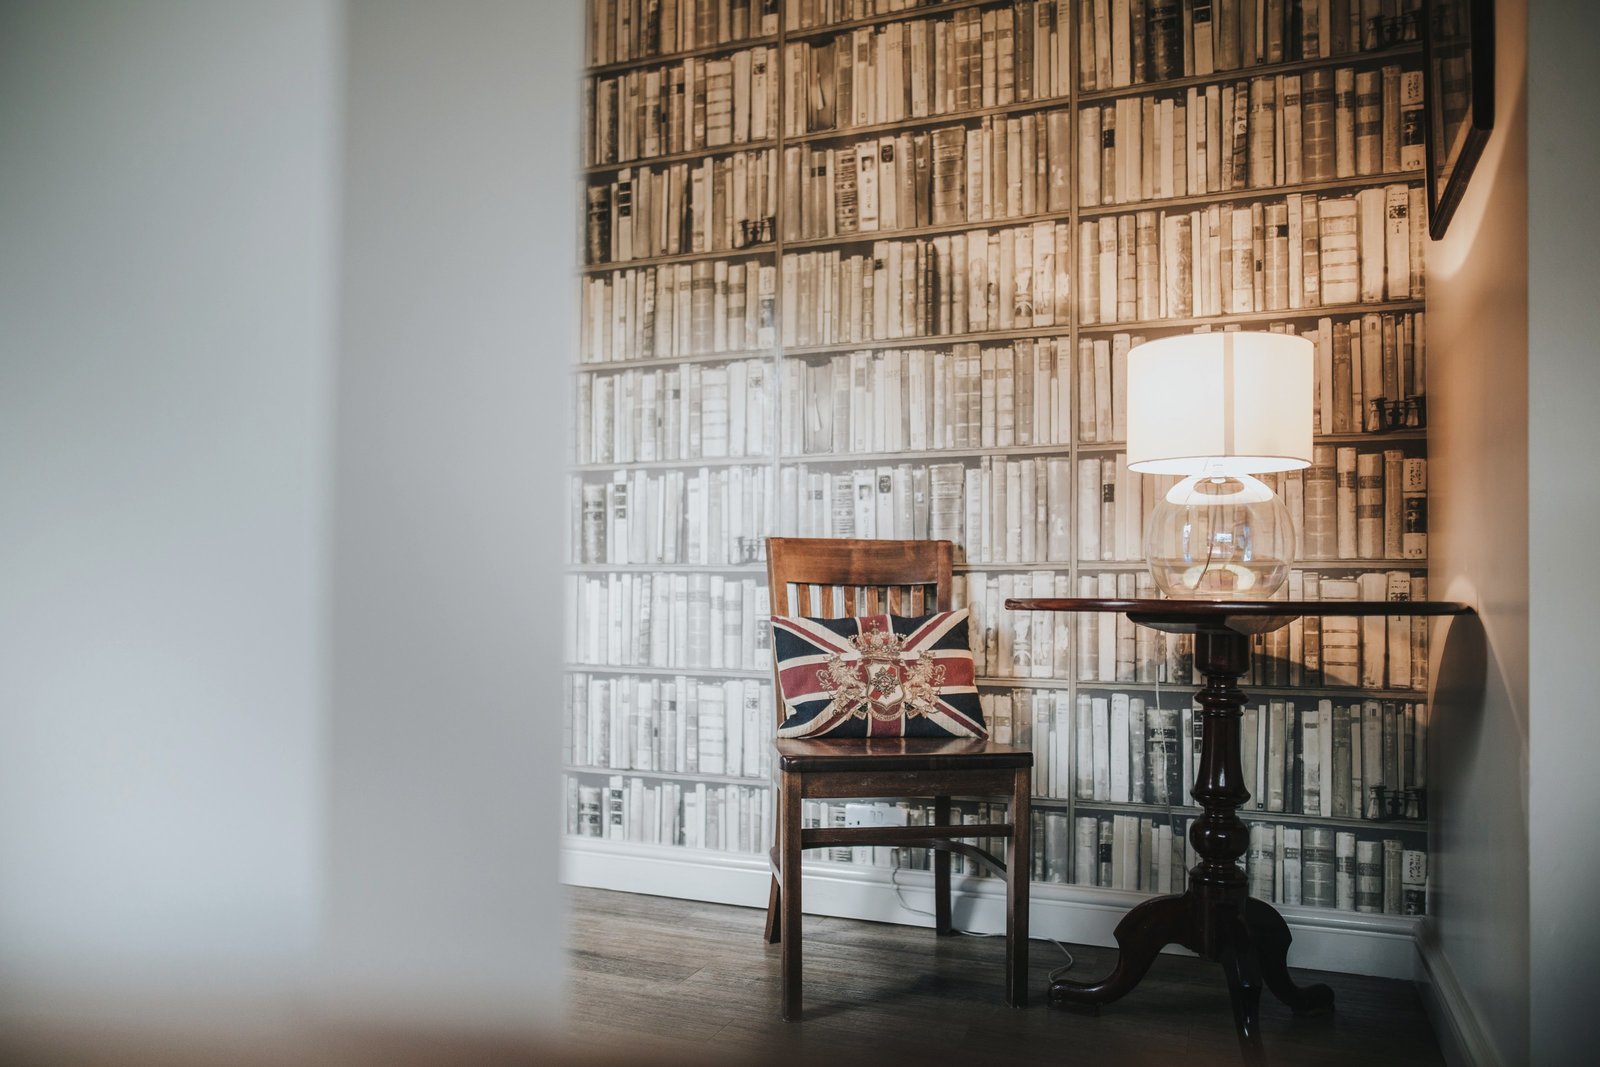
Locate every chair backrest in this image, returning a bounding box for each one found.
[766,537,955,726]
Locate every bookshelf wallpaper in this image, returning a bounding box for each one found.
[568,0,1433,923]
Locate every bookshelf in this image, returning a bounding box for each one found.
[568,0,1433,975]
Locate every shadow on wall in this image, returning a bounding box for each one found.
[1433,610,1488,773]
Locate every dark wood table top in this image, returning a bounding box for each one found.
[1005,597,1474,635]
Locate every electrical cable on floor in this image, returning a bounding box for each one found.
[889,858,1076,980]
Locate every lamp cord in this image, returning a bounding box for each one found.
[889,857,1076,981]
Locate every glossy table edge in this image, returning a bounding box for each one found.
[1004,598,1475,617]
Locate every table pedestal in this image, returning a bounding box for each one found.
[1047,628,1333,1064]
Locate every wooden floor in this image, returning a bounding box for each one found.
[565,887,1444,1067]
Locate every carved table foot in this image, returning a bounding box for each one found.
[1218,913,1267,1066]
[1245,896,1336,1014]
[1048,892,1192,1009]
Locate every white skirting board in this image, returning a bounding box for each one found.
[561,838,1423,980]
[1416,934,1501,1067]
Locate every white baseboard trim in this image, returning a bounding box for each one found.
[561,838,1424,980]
[1416,932,1503,1067]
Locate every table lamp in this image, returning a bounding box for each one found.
[1125,331,1313,600]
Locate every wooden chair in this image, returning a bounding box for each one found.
[763,536,1034,1020]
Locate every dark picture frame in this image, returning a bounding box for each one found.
[1423,0,1495,238]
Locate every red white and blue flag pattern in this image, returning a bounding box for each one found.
[770,609,986,739]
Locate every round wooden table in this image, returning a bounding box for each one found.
[1003,597,1473,1064]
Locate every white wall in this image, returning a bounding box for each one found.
[1422,0,1530,1063]
[0,0,337,997]
[1525,2,1600,1061]
[0,0,577,1050]
[320,0,578,1030]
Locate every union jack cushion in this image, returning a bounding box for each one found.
[770,609,987,739]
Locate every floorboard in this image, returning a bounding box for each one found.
[562,886,1444,1066]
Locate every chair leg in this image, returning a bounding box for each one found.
[780,769,804,1021]
[764,875,781,944]
[933,795,953,935]
[1006,768,1031,1007]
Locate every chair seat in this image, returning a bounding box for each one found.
[775,736,1034,774]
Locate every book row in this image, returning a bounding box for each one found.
[566,573,773,671]
[1076,0,1423,92]
[778,458,1084,561]
[785,1,1016,33]
[556,676,1430,821]
[576,308,1420,466]
[779,340,1074,457]
[562,560,1427,696]
[1080,64,1423,207]
[781,1,1072,136]
[1068,812,1426,914]
[587,0,778,68]
[1240,696,1425,818]
[577,358,775,465]
[785,110,1074,241]
[572,465,775,566]
[583,0,1426,164]
[580,259,777,364]
[763,447,1422,567]
[1076,185,1424,326]
[957,567,1427,689]
[585,149,778,265]
[1068,692,1426,818]
[573,441,1424,568]
[567,774,775,854]
[979,681,1433,825]
[1077,314,1426,444]
[974,686,1203,804]
[1249,820,1424,912]
[780,222,1073,347]
[1075,446,1427,563]
[587,45,780,167]
[1307,444,1427,559]
[566,672,776,779]
[565,779,1430,915]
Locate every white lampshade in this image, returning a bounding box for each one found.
[1125,331,1313,476]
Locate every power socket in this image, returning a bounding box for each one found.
[843,802,909,828]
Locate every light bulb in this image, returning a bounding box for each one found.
[1143,472,1296,600]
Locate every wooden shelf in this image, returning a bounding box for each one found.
[781,441,1069,464]
[586,35,778,79]
[1077,428,1428,450]
[566,562,765,574]
[585,137,780,176]
[1078,41,1425,106]
[564,764,771,789]
[781,301,1424,355]
[777,426,1425,466]
[784,92,1069,149]
[783,208,1071,255]
[957,558,1428,573]
[571,454,770,473]
[783,323,1071,356]
[778,171,1424,258]
[1059,797,1428,833]
[581,243,775,275]
[1080,299,1427,335]
[1071,680,1431,701]
[566,662,769,680]
[573,349,776,373]
[1078,170,1425,221]
[784,0,1004,44]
